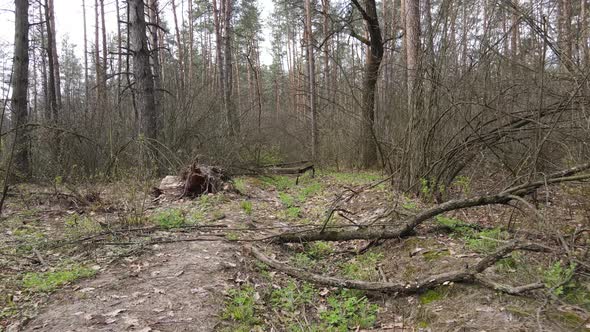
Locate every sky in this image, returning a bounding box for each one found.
[0,0,274,65]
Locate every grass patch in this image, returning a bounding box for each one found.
[270,280,314,313]
[419,287,448,305]
[297,183,323,202]
[435,215,477,237]
[222,285,262,331]
[261,176,295,191]
[279,192,296,207]
[233,178,247,193]
[422,249,450,261]
[466,228,510,254]
[64,214,103,238]
[22,265,96,293]
[319,289,379,330]
[292,252,316,269]
[240,201,253,215]
[305,241,333,259]
[152,209,186,229]
[341,252,383,281]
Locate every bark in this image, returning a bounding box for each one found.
[11,0,31,178]
[352,0,384,168]
[128,0,158,139]
[148,0,162,131]
[305,0,319,162]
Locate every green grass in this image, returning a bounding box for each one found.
[292,252,316,268]
[261,176,295,191]
[64,214,103,238]
[466,228,510,254]
[297,183,323,202]
[270,280,314,313]
[222,285,261,331]
[419,287,448,305]
[152,209,186,229]
[240,201,253,215]
[22,265,96,293]
[341,252,383,281]
[233,178,247,193]
[305,241,333,259]
[279,192,296,207]
[319,290,379,330]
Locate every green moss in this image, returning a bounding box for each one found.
[22,265,96,293]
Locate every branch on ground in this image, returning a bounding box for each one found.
[248,241,549,295]
[271,163,590,243]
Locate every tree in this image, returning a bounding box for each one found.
[351,0,384,168]
[305,0,319,161]
[128,0,157,139]
[11,0,31,178]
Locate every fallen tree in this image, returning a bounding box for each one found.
[154,163,233,198]
[249,241,549,295]
[271,162,590,243]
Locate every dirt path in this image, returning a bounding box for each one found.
[22,240,240,331]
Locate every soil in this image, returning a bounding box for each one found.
[22,240,239,332]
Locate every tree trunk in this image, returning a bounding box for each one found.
[82,0,89,110]
[128,0,158,139]
[171,0,185,91]
[44,0,58,122]
[223,0,239,136]
[47,0,61,111]
[11,0,31,178]
[305,0,319,162]
[355,0,383,168]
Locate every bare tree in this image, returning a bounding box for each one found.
[305,0,318,161]
[352,0,384,168]
[11,0,30,178]
[128,0,157,139]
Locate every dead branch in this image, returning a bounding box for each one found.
[272,163,590,243]
[248,241,549,295]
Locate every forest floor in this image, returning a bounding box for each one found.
[0,171,589,331]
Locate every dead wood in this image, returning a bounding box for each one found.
[248,241,549,295]
[156,163,233,198]
[272,162,590,243]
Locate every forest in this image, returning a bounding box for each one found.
[0,0,589,330]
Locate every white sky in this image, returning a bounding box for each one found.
[0,0,274,65]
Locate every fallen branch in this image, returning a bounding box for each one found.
[272,163,590,243]
[248,241,549,295]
